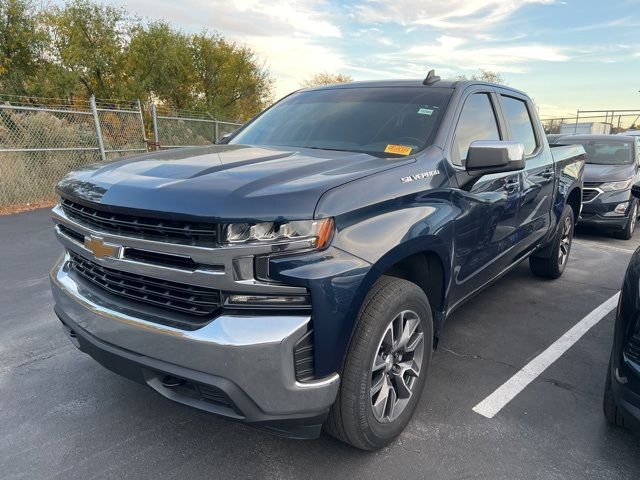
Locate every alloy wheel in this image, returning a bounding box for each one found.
[558,216,572,267]
[370,310,425,423]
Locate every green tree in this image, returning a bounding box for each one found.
[301,72,353,88]
[0,0,46,95]
[125,21,194,108]
[0,0,274,121]
[189,32,272,120]
[45,0,135,98]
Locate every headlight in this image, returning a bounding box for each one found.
[223,218,334,250]
[600,178,633,192]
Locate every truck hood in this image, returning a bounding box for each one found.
[57,144,413,221]
[584,163,635,183]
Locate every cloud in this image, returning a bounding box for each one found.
[133,0,342,39]
[99,0,571,99]
[569,18,640,32]
[112,0,344,97]
[378,35,568,74]
[224,0,341,38]
[245,35,346,98]
[567,43,640,64]
[353,0,556,29]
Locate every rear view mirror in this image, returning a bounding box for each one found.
[631,182,640,200]
[465,141,525,176]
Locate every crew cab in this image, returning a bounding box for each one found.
[553,135,640,239]
[50,76,585,450]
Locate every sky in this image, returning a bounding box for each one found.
[90,0,640,117]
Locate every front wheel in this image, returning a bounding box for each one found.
[529,204,574,279]
[324,276,433,450]
[617,199,638,240]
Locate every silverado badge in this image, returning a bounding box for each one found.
[401,170,440,184]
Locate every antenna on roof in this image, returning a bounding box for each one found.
[423,69,440,86]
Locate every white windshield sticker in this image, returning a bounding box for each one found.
[418,107,434,115]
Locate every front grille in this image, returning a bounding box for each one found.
[58,224,84,244]
[626,333,640,363]
[68,251,221,317]
[582,188,600,202]
[57,222,219,272]
[61,198,219,246]
[124,247,202,271]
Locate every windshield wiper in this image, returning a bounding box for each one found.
[300,146,389,158]
[302,146,356,152]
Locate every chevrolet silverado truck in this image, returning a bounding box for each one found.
[50,76,585,450]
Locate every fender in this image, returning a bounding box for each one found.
[269,204,455,376]
[537,151,585,252]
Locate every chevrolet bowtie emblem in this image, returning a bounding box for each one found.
[84,236,122,259]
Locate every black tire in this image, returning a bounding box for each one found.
[616,199,638,240]
[324,276,433,450]
[603,357,625,427]
[529,204,574,279]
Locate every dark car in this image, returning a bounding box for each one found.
[50,78,585,450]
[604,182,640,430]
[553,135,640,239]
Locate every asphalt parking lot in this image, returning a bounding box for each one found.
[1,208,640,479]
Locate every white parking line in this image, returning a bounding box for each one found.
[573,238,637,254]
[472,292,620,419]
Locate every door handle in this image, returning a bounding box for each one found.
[503,178,519,194]
[541,168,553,179]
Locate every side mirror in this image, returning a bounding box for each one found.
[631,182,640,200]
[465,140,525,176]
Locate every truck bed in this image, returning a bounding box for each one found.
[549,144,587,163]
[550,143,587,164]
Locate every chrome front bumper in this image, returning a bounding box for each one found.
[50,256,340,423]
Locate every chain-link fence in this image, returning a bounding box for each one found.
[540,117,577,134]
[94,98,147,160]
[0,94,244,208]
[151,105,242,149]
[572,110,640,134]
[0,95,147,207]
[541,110,640,135]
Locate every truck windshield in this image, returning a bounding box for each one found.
[559,140,633,165]
[229,87,451,157]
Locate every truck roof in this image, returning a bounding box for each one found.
[300,79,528,96]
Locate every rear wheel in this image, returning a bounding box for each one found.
[324,276,433,450]
[530,204,574,279]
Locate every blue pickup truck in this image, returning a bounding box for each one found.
[50,76,585,450]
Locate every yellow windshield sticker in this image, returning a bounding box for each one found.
[385,144,413,156]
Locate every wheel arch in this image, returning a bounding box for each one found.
[382,251,446,318]
[337,239,451,372]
